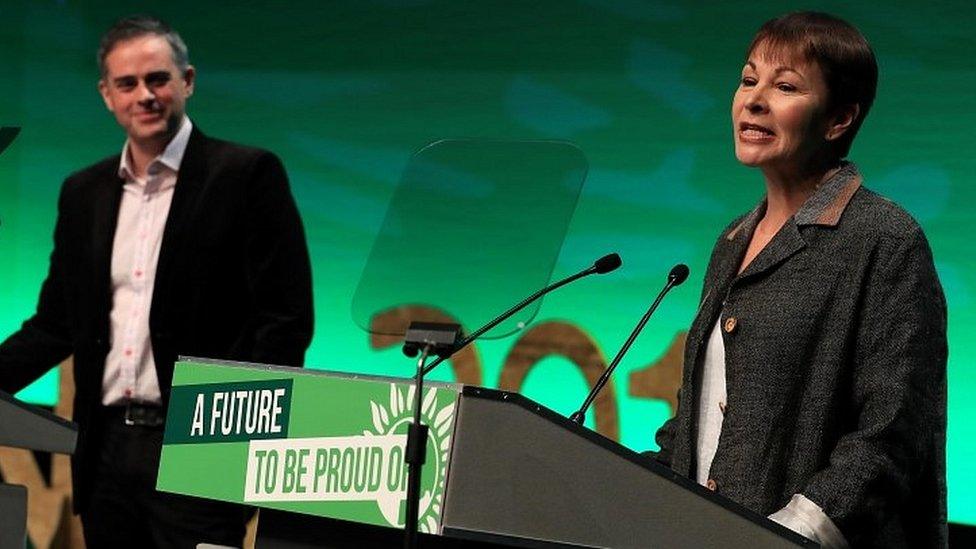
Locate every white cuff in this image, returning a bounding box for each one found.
[768,494,849,548]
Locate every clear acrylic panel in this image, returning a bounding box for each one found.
[351,139,587,340]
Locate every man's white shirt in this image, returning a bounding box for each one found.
[101,116,192,406]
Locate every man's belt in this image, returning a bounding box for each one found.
[124,402,165,427]
[102,402,166,427]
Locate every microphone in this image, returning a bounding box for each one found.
[669,263,689,286]
[569,264,689,425]
[420,253,622,376]
[593,253,622,274]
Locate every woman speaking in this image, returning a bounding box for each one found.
[652,12,947,548]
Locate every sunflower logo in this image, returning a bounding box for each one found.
[364,383,455,533]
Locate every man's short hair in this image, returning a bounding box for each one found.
[97,15,190,77]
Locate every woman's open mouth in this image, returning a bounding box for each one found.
[738,122,775,141]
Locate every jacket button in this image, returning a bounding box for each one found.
[706,479,718,491]
[719,401,727,414]
[723,316,738,333]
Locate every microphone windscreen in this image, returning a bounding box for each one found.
[669,264,690,286]
[594,253,622,274]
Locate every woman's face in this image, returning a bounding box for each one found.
[732,43,832,173]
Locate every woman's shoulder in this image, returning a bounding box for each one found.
[844,186,928,243]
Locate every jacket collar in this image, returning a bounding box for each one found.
[793,161,862,227]
[117,115,194,181]
[725,161,862,242]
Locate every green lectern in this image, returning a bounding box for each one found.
[157,358,813,548]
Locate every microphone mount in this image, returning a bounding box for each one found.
[401,321,461,359]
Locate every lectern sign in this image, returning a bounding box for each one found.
[164,379,294,444]
[156,359,459,534]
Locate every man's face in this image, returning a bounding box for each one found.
[98,35,194,146]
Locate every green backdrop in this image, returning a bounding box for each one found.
[1,0,974,525]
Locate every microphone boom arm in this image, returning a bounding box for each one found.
[422,267,595,376]
[569,264,689,425]
[421,253,620,377]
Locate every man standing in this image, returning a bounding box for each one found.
[0,16,313,547]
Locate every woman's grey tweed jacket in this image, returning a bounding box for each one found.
[654,163,947,548]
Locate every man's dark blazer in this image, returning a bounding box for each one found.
[0,128,314,512]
